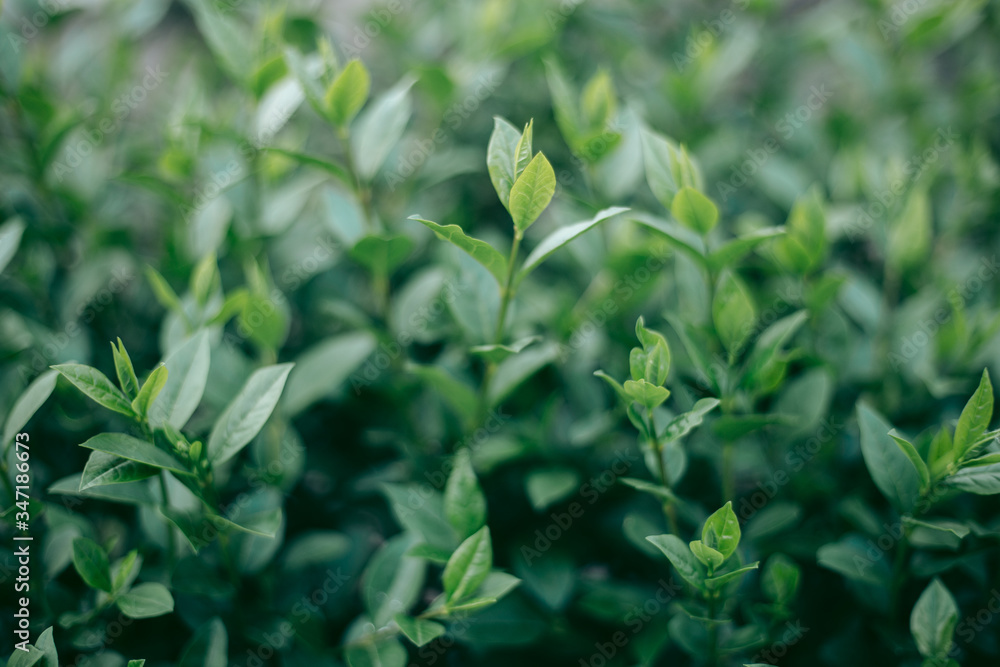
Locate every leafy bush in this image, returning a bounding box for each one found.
[2,0,1000,666]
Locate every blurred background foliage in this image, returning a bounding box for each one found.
[1,0,1000,665]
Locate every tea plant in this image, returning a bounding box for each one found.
[2,0,1000,666]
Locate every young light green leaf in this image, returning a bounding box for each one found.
[131,364,168,418]
[661,398,721,444]
[888,188,932,273]
[111,550,141,594]
[116,582,175,619]
[889,430,930,490]
[508,152,556,234]
[857,403,921,512]
[72,537,112,592]
[954,369,993,460]
[208,363,293,463]
[326,59,370,127]
[79,433,189,475]
[712,271,756,361]
[127,662,146,667]
[144,266,184,315]
[53,364,136,418]
[409,216,508,285]
[631,316,671,386]
[646,534,705,589]
[362,533,427,627]
[148,332,211,429]
[702,501,741,561]
[395,615,446,647]
[80,451,158,490]
[623,379,670,411]
[3,370,58,447]
[689,540,725,570]
[671,186,718,234]
[112,339,140,401]
[513,119,534,180]
[594,370,631,405]
[516,207,629,285]
[772,186,826,274]
[33,627,57,667]
[444,449,487,539]
[487,117,522,209]
[910,578,959,660]
[469,336,540,365]
[443,526,493,604]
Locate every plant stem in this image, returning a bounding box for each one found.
[649,411,680,534]
[707,592,721,667]
[493,231,522,346]
[159,472,176,569]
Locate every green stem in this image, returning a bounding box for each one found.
[707,592,721,667]
[649,411,680,534]
[159,472,176,570]
[493,232,522,346]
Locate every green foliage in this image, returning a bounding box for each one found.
[2,1,1000,666]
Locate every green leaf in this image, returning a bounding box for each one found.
[705,562,759,589]
[362,533,426,627]
[185,0,253,82]
[889,430,931,490]
[80,451,158,490]
[711,271,756,360]
[0,216,26,275]
[671,186,718,234]
[394,615,446,647]
[623,379,670,411]
[772,186,826,274]
[79,433,189,475]
[816,535,890,588]
[888,188,932,273]
[761,553,801,604]
[702,501,741,561]
[943,463,1000,495]
[661,398,721,443]
[72,537,111,592]
[409,216,508,285]
[405,362,478,425]
[910,578,958,660]
[131,364,168,418]
[508,152,556,234]
[444,450,487,539]
[641,128,700,210]
[443,527,493,604]
[513,119,534,180]
[350,234,414,276]
[127,662,146,667]
[486,117,522,209]
[53,364,136,418]
[144,266,184,315]
[857,403,921,512]
[189,253,219,307]
[351,76,414,180]
[646,534,705,589]
[208,363,293,463]
[112,550,141,594]
[116,582,175,619]
[3,370,58,447]
[708,226,786,272]
[282,332,376,416]
[326,59,370,126]
[345,638,407,667]
[111,339,140,401]
[580,68,615,128]
[631,316,671,385]
[594,370,630,405]
[689,540,725,570]
[7,646,44,667]
[954,369,993,460]
[178,618,227,667]
[148,332,211,429]
[469,336,540,365]
[517,207,629,285]
[525,467,581,511]
[33,627,58,667]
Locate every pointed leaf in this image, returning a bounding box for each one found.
[517,207,629,284]
[53,364,136,418]
[208,363,293,463]
[508,152,556,234]
[443,527,493,604]
[80,433,189,475]
[410,216,508,285]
